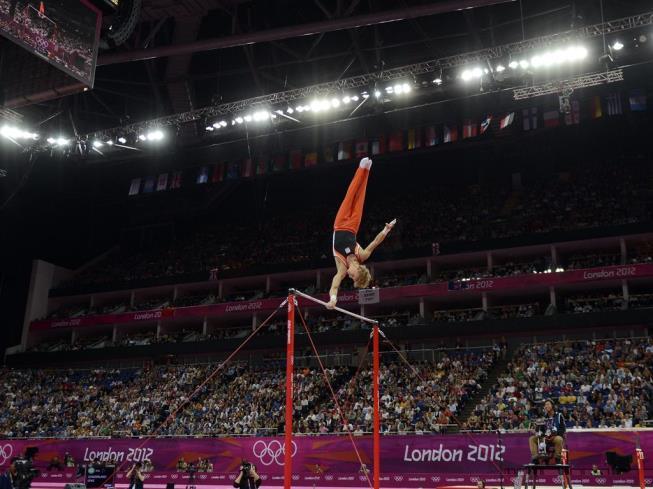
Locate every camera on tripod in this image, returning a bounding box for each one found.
[13,447,40,489]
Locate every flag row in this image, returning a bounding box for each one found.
[128,89,648,196]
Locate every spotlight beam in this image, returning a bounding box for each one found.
[348,94,369,117]
[276,112,301,123]
[113,144,142,151]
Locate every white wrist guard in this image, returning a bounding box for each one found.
[330,294,337,303]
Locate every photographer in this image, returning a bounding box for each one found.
[0,460,17,489]
[529,399,566,464]
[233,461,260,489]
[126,463,145,489]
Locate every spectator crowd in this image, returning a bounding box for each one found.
[465,338,653,431]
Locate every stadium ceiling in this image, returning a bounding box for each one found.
[6,0,653,147]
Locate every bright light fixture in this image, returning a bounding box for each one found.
[118,137,127,144]
[612,41,624,51]
[509,61,519,69]
[92,140,103,148]
[374,90,381,98]
[495,65,505,73]
[138,134,147,141]
[434,77,443,85]
[331,98,340,108]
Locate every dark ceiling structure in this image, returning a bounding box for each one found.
[2,0,653,154]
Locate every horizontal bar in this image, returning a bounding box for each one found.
[289,288,378,324]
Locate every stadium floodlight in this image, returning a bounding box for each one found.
[252,111,270,121]
[519,59,530,69]
[509,61,519,69]
[433,77,443,85]
[296,106,304,113]
[612,41,624,50]
[495,65,506,72]
[106,140,114,146]
[138,134,147,141]
[219,120,227,127]
[46,137,56,144]
[286,107,294,114]
[146,130,164,141]
[1,125,38,140]
[56,137,70,146]
[235,117,244,124]
[92,140,103,148]
[352,95,359,102]
[206,126,214,131]
[244,115,253,122]
[374,90,381,98]
[331,98,340,108]
[343,96,351,104]
[118,137,127,144]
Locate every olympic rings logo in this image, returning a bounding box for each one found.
[0,445,13,465]
[252,440,297,466]
[431,476,441,483]
[595,478,606,484]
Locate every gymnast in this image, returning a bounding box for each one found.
[326,157,396,309]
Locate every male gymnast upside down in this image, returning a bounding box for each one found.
[326,157,396,309]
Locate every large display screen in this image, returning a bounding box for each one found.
[0,0,102,87]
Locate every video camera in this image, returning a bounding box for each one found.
[13,447,40,489]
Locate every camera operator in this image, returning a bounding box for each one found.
[126,463,145,489]
[233,461,260,489]
[529,399,566,464]
[0,460,17,489]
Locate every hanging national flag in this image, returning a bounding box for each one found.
[407,128,422,150]
[543,110,560,128]
[290,150,303,170]
[564,100,580,125]
[227,161,240,179]
[273,154,287,172]
[462,119,478,139]
[370,136,386,155]
[211,163,224,183]
[256,155,268,175]
[388,131,404,152]
[337,141,353,160]
[170,171,182,189]
[499,112,515,130]
[480,115,493,134]
[522,108,538,131]
[424,126,439,147]
[196,166,209,184]
[39,1,45,14]
[354,139,368,159]
[304,152,318,167]
[156,173,168,191]
[241,159,253,177]
[323,144,335,163]
[443,124,458,143]
[606,93,623,116]
[128,178,141,196]
[592,96,603,119]
[143,176,156,193]
[629,89,647,112]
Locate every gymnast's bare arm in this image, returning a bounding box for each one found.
[358,219,397,262]
[326,259,348,309]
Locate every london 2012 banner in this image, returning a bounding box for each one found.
[0,431,651,473]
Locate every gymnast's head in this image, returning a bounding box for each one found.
[349,262,372,288]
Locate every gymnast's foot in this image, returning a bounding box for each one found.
[359,157,372,170]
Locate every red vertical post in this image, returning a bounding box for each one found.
[636,448,645,489]
[284,294,295,489]
[373,325,380,489]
